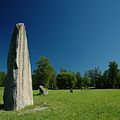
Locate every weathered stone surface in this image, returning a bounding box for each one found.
[39,86,48,95]
[3,23,33,110]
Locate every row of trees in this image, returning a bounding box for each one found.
[1,57,120,90]
[32,57,120,90]
[84,62,120,89]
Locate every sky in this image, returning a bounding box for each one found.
[1,0,120,74]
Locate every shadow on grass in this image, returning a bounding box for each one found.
[33,93,42,96]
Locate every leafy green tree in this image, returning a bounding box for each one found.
[75,72,83,89]
[84,67,102,88]
[0,72,6,86]
[102,70,109,88]
[82,76,91,88]
[32,74,39,90]
[47,73,56,89]
[101,61,120,89]
[116,70,120,88]
[107,61,119,88]
[32,56,56,89]
[56,71,76,89]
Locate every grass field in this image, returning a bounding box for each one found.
[0,88,120,120]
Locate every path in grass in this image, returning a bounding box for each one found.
[0,89,120,120]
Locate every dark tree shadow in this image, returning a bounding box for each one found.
[33,93,42,96]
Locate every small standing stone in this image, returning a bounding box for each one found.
[39,86,48,95]
[3,23,33,110]
[70,89,73,93]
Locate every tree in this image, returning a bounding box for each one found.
[82,75,91,88]
[0,72,6,86]
[102,70,109,88]
[56,71,76,89]
[32,74,39,90]
[84,67,102,88]
[116,70,120,88]
[107,61,119,88]
[75,72,83,89]
[47,73,57,89]
[32,56,56,90]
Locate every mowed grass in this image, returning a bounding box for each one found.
[0,88,120,120]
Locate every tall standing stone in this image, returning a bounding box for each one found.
[3,23,33,110]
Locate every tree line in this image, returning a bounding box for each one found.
[32,56,120,90]
[1,56,120,90]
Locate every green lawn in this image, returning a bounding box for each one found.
[0,88,120,120]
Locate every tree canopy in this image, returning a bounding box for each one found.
[32,56,56,90]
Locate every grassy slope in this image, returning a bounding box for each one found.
[0,88,120,120]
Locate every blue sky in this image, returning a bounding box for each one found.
[1,0,120,74]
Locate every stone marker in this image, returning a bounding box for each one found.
[70,89,73,93]
[3,23,33,110]
[39,86,48,95]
